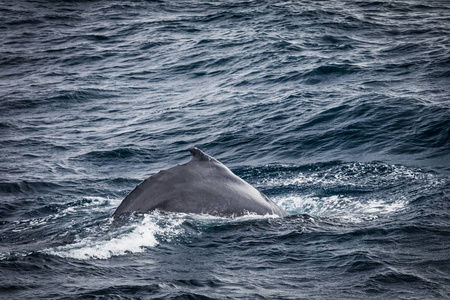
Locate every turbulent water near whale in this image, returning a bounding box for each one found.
[1,0,449,299]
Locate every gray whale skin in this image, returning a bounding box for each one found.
[112,147,288,218]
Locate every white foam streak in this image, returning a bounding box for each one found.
[48,213,184,260]
[276,194,408,223]
[261,162,444,222]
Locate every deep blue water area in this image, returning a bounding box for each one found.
[1,0,449,299]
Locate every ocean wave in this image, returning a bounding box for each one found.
[0,180,62,195]
[76,147,153,160]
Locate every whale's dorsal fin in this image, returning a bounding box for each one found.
[112,147,288,218]
[188,147,217,162]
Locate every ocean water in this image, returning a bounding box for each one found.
[1,0,449,299]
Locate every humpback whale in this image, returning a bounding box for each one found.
[113,147,287,218]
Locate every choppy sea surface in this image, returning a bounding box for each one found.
[1,0,449,299]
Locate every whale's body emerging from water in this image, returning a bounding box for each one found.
[113,147,287,218]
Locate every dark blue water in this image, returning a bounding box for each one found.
[1,0,450,299]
